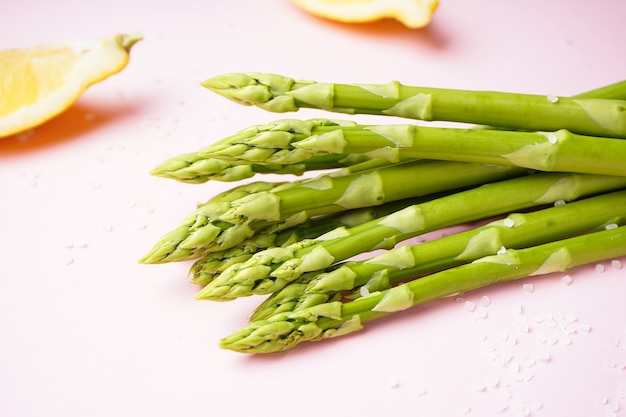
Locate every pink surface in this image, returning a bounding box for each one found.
[1,1,626,416]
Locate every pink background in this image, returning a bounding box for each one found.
[1,1,626,416]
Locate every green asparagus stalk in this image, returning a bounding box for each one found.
[252,189,626,320]
[198,120,626,177]
[150,150,376,184]
[201,73,626,138]
[195,172,626,301]
[220,224,626,353]
[190,191,457,286]
[140,160,524,263]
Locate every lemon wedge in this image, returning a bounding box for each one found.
[0,33,141,138]
[292,0,439,28]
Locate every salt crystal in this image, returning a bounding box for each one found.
[487,375,500,388]
[359,287,370,297]
[596,263,606,273]
[559,335,572,346]
[517,319,530,333]
[500,388,513,400]
[63,255,74,266]
[578,323,592,333]
[481,295,491,306]
[497,246,507,255]
[611,259,623,270]
[414,385,428,396]
[465,301,476,312]
[535,351,551,362]
[473,381,487,392]
[75,240,88,248]
[511,303,524,315]
[561,275,573,285]
[606,223,619,230]
[102,224,113,233]
[503,218,515,227]
[523,357,536,368]
[387,378,399,389]
[554,199,566,207]
[523,283,534,293]
[547,132,558,143]
[493,402,508,413]
[598,396,609,405]
[547,94,559,103]
[609,337,620,348]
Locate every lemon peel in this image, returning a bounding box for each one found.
[0,33,141,138]
[291,0,439,28]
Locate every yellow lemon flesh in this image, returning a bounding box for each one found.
[0,33,141,138]
[292,0,439,28]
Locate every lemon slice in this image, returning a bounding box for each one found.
[0,33,141,138]
[292,0,439,28]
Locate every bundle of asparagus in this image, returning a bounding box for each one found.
[141,73,626,353]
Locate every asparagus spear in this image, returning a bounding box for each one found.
[201,73,626,138]
[150,150,375,184]
[140,160,524,263]
[195,172,626,301]
[197,119,626,177]
[252,189,626,320]
[220,224,626,353]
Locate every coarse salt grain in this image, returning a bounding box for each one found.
[414,385,428,396]
[561,274,573,285]
[547,94,559,103]
[481,295,491,306]
[493,402,508,413]
[606,223,619,230]
[359,286,370,297]
[554,199,566,207]
[497,246,507,255]
[612,259,623,270]
[465,301,476,312]
[547,132,558,143]
[503,218,515,227]
[596,263,606,273]
[511,302,523,315]
[387,378,399,389]
[523,283,534,293]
